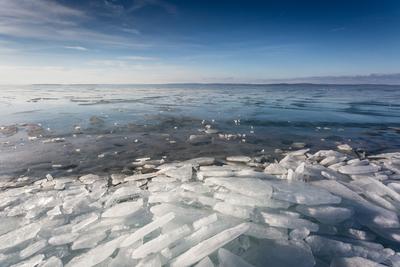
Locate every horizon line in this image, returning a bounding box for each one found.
[0,82,399,86]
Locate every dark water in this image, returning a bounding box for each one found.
[1,84,400,177]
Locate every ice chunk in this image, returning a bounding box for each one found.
[194,257,214,267]
[306,235,388,262]
[181,182,211,194]
[261,212,319,232]
[289,227,310,240]
[193,213,218,230]
[131,224,191,259]
[72,212,99,232]
[120,212,175,248]
[188,134,211,144]
[241,239,315,267]
[264,163,287,175]
[270,180,341,205]
[49,232,79,245]
[279,155,304,170]
[337,144,352,151]
[0,217,21,235]
[47,206,62,216]
[71,231,107,250]
[38,256,63,267]
[148,191,180,204]
[10,254,44,267]
[66,234,127,267]
[357,177,400,202]
[320,156,347,166]
[218,248,255,267]
[330,256,385,267]
[79,174,101,184]
[287,148,310,156]
[163,221,230,261]
[110,174,125,185]
[102,199,143,218]
[150,204,211,225]
[169,223,249,267]
[296,205,353,224]
[205,178,272,198]
[245,222,287,240]
[0,222,41,250]
[338,164,381,175]
[312,180,400,229]
[124,172,158,182]
[105,186,141,208]
[343,228,376,241]
[214,191,289,209]
[213,202,252,219]
[226,156,251,163]
[321,169,349,181]
[184,157,215,166]
[164,165,193,182]
[19,239,47,259]
[136,254,162,267]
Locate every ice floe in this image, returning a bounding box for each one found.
[1,148,400,266]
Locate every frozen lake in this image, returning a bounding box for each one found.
[1,83,400,177]
[1,84,400,266]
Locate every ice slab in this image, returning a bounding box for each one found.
[213,202,252,219]
[66,234,127,267]
[164,165,193,182]
[194,257,214,267]
[38,256,63,267]
[131,224,191,259]
[296,205,353,224]
[264,163,287,175]
[218,248,255,267]
[136,254,162,267]
[19,240,47,259]
[289,227,310,240]
[162,220,230,261]
[102,199,143,218]
[214,191,289,209]
[10,254,44,267]
[71,231,107,250]
[246,222,288,240]
[120,212,175,248]
[169,223,249,267]
[193,213,218,230]
[226,156,251,163]
[338,164,381,175]
[262,212,319,232]
[49,232,79,245]
[0,222,41,250]
[330,256,385,267]
[241,239,315,267]
[270,180,341,205]
[205,177,272,198]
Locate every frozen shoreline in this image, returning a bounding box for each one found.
[1,147,400,266]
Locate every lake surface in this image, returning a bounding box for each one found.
[1,84,400,177]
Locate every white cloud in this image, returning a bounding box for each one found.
[0,63,200,84]
[121,56,158,61]
[63,46,88,51]
[0,0,145,48]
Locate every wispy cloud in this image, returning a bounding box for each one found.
[124,0,177,14]
[63,46,88,51]
[0,0,146,48]
[121,55,158,61]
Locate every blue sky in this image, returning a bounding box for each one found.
[0,0,399,84]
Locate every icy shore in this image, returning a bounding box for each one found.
[1,148,400,266]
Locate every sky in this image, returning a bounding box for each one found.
[0,0,399,84]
